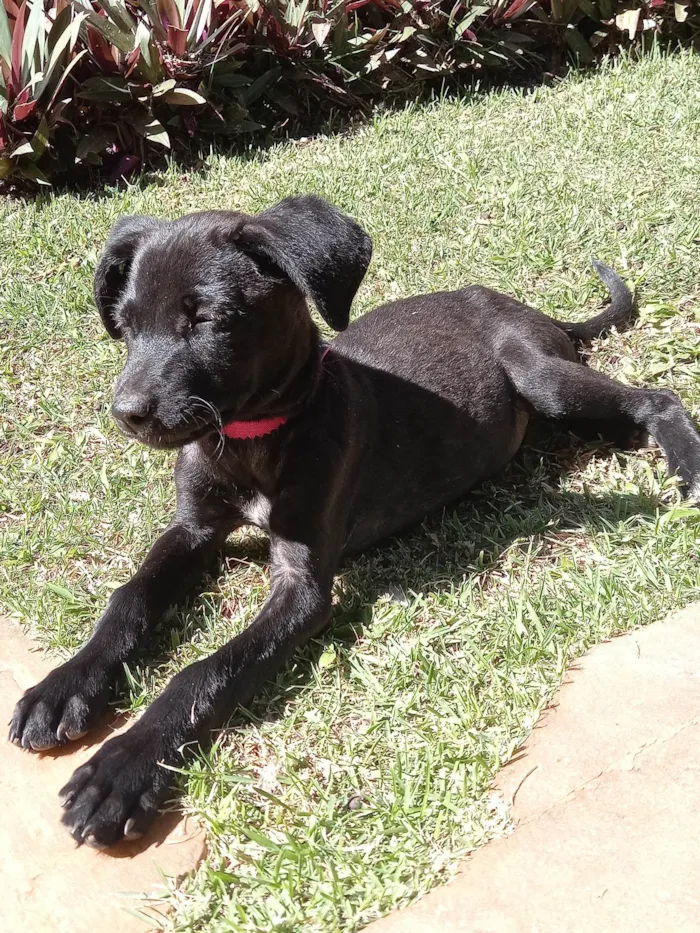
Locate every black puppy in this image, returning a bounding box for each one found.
[10,196,700,848]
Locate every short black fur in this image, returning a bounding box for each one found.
[10,194,700,848]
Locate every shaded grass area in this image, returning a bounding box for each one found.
[1,50,700,932]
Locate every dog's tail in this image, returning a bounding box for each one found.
[554,260,635,344]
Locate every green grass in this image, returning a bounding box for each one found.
[2,50,700,933]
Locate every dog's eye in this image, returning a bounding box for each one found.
[183,298,215,331]
[193,311,215,328]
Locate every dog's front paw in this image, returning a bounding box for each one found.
[9,659,113,751]
[59,728,174,848]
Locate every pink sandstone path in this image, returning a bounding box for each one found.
[368,603,700,933]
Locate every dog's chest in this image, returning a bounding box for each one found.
[240,492,272,530]
[212,442,277,531]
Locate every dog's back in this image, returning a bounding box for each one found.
[331,291,529,550]
[330,264,637,551]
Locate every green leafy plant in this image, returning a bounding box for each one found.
[0,0,698,188]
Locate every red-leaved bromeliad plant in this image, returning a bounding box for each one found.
[0,0,697,188]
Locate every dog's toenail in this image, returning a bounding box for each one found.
[66,728,88,741]
[124,818,144,840]
[84,833,105,850]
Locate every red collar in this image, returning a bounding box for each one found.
[222,345,331,441]
[222,415,288,440]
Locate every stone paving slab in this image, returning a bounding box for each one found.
[369,603,700,933]
[0,617,206,933]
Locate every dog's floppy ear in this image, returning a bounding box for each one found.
[234,195,372,331]
[94,215,160,339]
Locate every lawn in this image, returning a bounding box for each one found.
[1,49,700,933]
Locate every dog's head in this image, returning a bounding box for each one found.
[95,195,372,448]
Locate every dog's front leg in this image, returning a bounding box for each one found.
[58,533,336,847]
[9,514,236,752]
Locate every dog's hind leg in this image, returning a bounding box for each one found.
[564,415,649,452]
[498,340,700,497]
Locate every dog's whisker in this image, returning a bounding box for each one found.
[186,395,226,459]
[188,395,223,428]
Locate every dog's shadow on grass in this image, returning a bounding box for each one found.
[101,423,662,747]
[215,421,665,730]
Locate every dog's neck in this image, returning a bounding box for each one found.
[221,333,329,440]
[223,344,332,440]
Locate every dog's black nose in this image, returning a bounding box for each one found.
[112,395,152,432]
